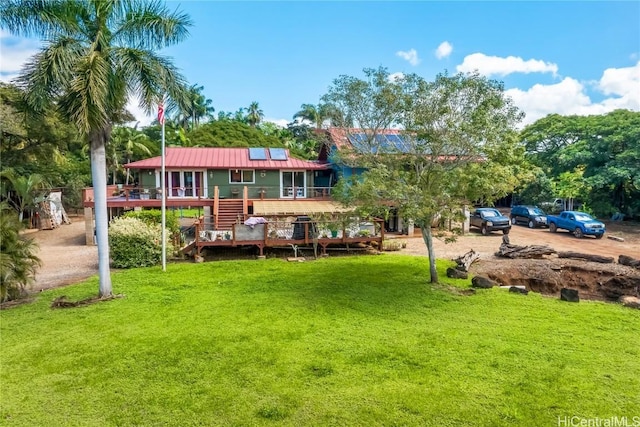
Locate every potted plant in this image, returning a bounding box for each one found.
[224,231,231,240]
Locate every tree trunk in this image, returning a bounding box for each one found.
[557,251,614,263]
[90,127,113,297]
[421,222,438,283]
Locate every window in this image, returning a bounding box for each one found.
[230,169,254,183]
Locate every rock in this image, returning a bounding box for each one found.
[447,267,468,279]
[471,276,496,289]
[560,288,580,302]
[619,296,640,309]
[194,255,204,263]
[509,286,529,295]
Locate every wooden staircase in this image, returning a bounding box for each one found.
[216,199,244,230]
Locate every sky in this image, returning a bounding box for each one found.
[1,1,639,129]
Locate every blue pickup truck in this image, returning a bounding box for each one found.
[547,211,605,239]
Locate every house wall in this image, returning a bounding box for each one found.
[135,168,317,199]
[208,169,281,198]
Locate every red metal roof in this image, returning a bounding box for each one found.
[125,147,330,170]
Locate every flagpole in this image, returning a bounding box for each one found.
[160,100,167,272]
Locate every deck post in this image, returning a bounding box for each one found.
[84,207,94,245]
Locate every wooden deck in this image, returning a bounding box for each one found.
[186,216,385,257]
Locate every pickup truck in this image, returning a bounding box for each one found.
[547,211,605,239]
[470,208,511,235]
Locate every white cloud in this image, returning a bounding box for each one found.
[264,118,289,128]
[125,100,154,127]
[396,48,420,66]
[435,41,453,59]
[457,53,558,77]
[388,72,405,82]
[0,30,40,82]
[506,62,640,126]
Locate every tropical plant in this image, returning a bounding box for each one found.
[174,83,215,130]
[0,202,41,302]
[293,102,345,129]
[246,102,264,127]
[0,0,192,297]
[108,125,154,185]
[0,170,49,223]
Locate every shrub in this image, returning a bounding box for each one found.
[382,239,402,251]
[0,202,41,301]
[108,217,173,268]
[123,209,179,235]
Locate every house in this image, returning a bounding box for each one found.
[319,128,416,233]
[82,146,386,252]
[124,146,331,201]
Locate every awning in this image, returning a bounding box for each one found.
[252,200,352,216]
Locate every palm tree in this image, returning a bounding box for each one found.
[246,102,264,127]
[0,170,48,224]
[0,202,41,302]
[0,0,192,297]
[109,125,153,185]
[172,84,215,130]
[293,102,344,129]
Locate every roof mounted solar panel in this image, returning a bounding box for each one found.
[268,147,288,160]
[249,147,267,160]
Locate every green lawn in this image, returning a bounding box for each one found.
[1,256,638,426]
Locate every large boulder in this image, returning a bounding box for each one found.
[447,267,468,280]
[472,276,496,289]
[619,295,640,309]
[560,288,580,302]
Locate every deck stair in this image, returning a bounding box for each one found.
[216,199,244,230]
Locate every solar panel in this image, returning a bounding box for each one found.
[269,147,288,160]
[248,147,267,160]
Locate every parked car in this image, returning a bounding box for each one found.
[547,211,605,239]
[470,208,511,235]
[510,205,548,228]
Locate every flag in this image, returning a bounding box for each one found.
[158,102,165,125]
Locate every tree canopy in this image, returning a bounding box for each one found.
[329,68,525,283]
[519,110,640,217]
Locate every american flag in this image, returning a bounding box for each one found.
[158,102,165,125]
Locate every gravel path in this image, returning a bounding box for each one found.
[30,217,98,291]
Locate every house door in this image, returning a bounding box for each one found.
[281,171,306,198]
[160,171,206,198]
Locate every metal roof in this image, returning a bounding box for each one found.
[125,147,329,170]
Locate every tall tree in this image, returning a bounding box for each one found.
[0,0,192,297]
[329,69,524,283]
[246,102,263,127]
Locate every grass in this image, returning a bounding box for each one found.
[1,255,639,426]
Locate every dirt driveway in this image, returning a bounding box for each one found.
[28,217,640,295]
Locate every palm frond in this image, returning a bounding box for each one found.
[113,0,193,49]
[0,0,83,39]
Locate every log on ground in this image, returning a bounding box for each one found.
[619,255,640,269]
[452,250,480,272]
[557,251,614,264]
[495,243,556,259]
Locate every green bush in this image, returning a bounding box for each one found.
[108,217,173,268]
[123,209,180,235]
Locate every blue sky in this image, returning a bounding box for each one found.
[1,1,639,127]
